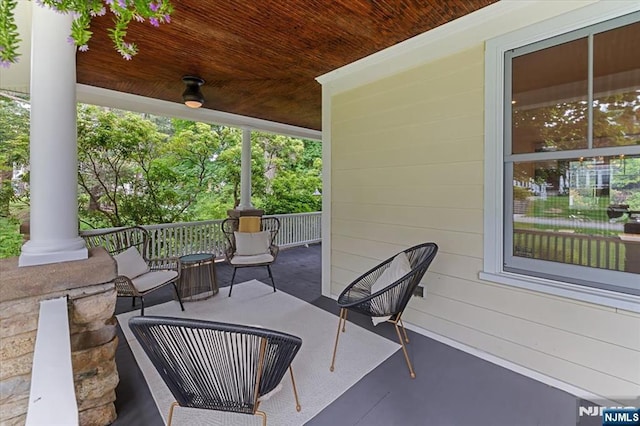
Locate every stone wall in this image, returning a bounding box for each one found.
[0,248,118,426]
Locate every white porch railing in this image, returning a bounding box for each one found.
[144,219,226,259]
[272,212,322,248]
[84,212,321,259]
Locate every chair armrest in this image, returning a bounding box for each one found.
[114,275,140,298]
[224,246,235,263]
[269,244,280,261]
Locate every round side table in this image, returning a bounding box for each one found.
[178,253,219,301]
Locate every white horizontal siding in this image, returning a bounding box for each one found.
[425,275,640,351]
[332,204,483,235]
[333,218,483,259]
[404,306,639,402]
[333,184,483,210]
[329,44,640,403]
[332,136,484,170]
[409,287,638,381]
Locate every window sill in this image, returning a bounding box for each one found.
[478,271,640,314]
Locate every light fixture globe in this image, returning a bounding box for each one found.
[182,76,205,108]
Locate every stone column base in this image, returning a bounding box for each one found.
[0,248,119,426]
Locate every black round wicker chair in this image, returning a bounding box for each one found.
[330,242,438,379]
[129,316,302,425]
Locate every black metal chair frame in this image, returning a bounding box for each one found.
[221,217,280,296]
[129,316,302,426]
[330,242,438,378]
[81,226,185,315]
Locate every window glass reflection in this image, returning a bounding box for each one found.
[511,38,588,154]
[593,21,640,148]
[511,155,640,272]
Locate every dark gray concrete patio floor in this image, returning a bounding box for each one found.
[111,243,599,426]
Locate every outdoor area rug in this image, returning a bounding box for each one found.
[116,279,400,425]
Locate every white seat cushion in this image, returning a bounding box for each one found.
[258,383,282,402]
[132,270,178,293]
[114,246,150,279]
[234,231,271,256]
[370,252,412,325]
[230,253,274,265]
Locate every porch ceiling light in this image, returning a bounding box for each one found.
[182,76,205,108]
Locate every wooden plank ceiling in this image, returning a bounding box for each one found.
[76,0,497,131]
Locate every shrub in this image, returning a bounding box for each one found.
[0,217,22,258]
[513,186,533,201]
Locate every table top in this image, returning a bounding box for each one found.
[179,253,215,264]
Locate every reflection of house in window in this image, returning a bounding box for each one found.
[565,156,640,206]
[537,156,640,202]
[568,158,611,204]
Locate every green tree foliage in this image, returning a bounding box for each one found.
[77,106,224,227]
[2,101,322,234]
[160,121,237,220]
[75,107,322,226]
[249,132,321,214]
[0,93,29,217]
[611,157,640,210]
[77,105,160,227]
[264,169,322,213]
[593,92,640,147]
[513,92,640,151]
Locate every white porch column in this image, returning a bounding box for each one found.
[19,3,87,267]
[237,128,254,210]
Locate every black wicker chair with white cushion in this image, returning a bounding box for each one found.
[129,316,302,426]
[221,216,280,296]
[330,242,438,379]
[81,226,184,316]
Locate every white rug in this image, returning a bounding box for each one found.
[116,280,400,425]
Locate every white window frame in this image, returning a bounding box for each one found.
[481,2,640,313]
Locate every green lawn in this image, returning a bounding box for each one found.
[531,195,610,222]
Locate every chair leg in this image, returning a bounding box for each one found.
[393,318,416,379]
[140,297,145,316]
[172,282,185,311]
[330,308,347,372]
[131,296,136,308]
[167,401,179,426]
[398,317,410,343]
[228,267,238,296]
[289,366,301,412]
[266,265,276,292]
[255,410,267,426]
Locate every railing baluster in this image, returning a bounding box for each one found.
[512,228,624,271]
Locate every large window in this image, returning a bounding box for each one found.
[484,7,640,307]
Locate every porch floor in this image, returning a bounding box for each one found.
[111,243,598,426]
